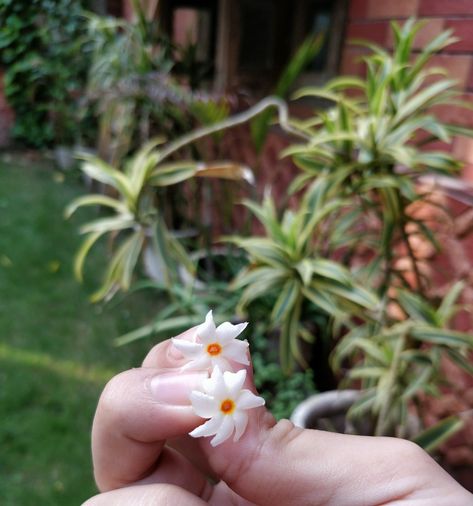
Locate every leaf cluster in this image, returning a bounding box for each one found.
[67,139,252,301]
[0,0,91,146]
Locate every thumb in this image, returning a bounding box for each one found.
[197,390,471,506]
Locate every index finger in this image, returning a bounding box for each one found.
[91,364,207,491]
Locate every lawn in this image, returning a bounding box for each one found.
[0,155,158,505]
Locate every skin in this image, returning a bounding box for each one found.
[84,328,473,506]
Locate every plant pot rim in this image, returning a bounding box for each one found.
[290,389,362,428]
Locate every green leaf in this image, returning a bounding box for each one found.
[65,194,127,218]
[279,294,302,373]
[413,416,464,452]
[236,268,287,309]
[309,258,354,285]
[271,279,300,324]
[152,216,178,286]
[79,215,135,234]
[90,234,137,302]
[348,389,376,419]
[402,366,433,400]
[397,290,440,326]
[324,76,366,92]
[348,366,386,379]
[446,349,473,375]
[73,231,105,282]
[317,280,379,310]
[302,285,346,320]
[437,281,465,324]
[148,162,197,186]
[410,326,473,348]
[227,237,289,268]
[76,154,134,203]
[121,230,145,290]
[394,79,457,124]
[295,259,314,286]
[115,315,204,346]
[243,197,285,243]
[127,136,165,182]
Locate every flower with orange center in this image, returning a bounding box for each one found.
[172,310,249,372]
[189,366,265,446]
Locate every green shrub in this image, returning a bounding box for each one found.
[0,0,90,147]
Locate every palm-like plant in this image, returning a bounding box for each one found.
[333,282,473,441]
[66,139,252,301]
[283,19,472,298]
[227,187,379,372]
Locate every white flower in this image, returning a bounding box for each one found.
[172,310,249,372]
[189,366,265,446]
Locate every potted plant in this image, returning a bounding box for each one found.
[227,19,473,452]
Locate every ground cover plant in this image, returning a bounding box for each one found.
[0,156,155,505]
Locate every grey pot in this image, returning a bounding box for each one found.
[291,390,421,437]
[290,390,370,434]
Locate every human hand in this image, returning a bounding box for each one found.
[83,328,473,505]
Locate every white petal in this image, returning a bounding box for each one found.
[210,365,223,382]
[196,310,216,343]
[237,389,265,410]
[172,339,203,357]
[211,356,232,375]
[181,354,211,371]
[223,369,247,398]
[232,410,249,442]
[207,365,228,399]
[223,340,250,365]
[189,414,223,438]
[216,321,248,343]
[210,415,234,447]
[190,391,218,418]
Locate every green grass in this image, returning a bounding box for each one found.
[0,155,158,505]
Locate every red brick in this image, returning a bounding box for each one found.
[445,20,473,52]
[368,0,419,19]
[122,0,134,21]
[422,139,452,152]
[419,0,473,16]
[346,21,390,46]
[339,48,366,76]
[427,54,472,90]
[453,137,473,164]
[462,163,473,183]
[349,0,369,20]
[433,92,473,128]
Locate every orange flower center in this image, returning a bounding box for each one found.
[206,342,222,356]
[220,399,235,415]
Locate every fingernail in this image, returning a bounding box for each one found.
[149,371,208,406]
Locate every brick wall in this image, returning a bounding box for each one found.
[343,0,473,183]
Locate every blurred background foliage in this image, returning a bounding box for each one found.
[0,0,91,147]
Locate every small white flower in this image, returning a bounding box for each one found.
[189,366,265,446]
[172,310,249,372]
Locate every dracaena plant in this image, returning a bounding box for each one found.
[66,138,252,301]
[225,20,472,447]
[226,185,379,373]
[332,282,473,442]
[67,98,303,302]
[283,19,473,299]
